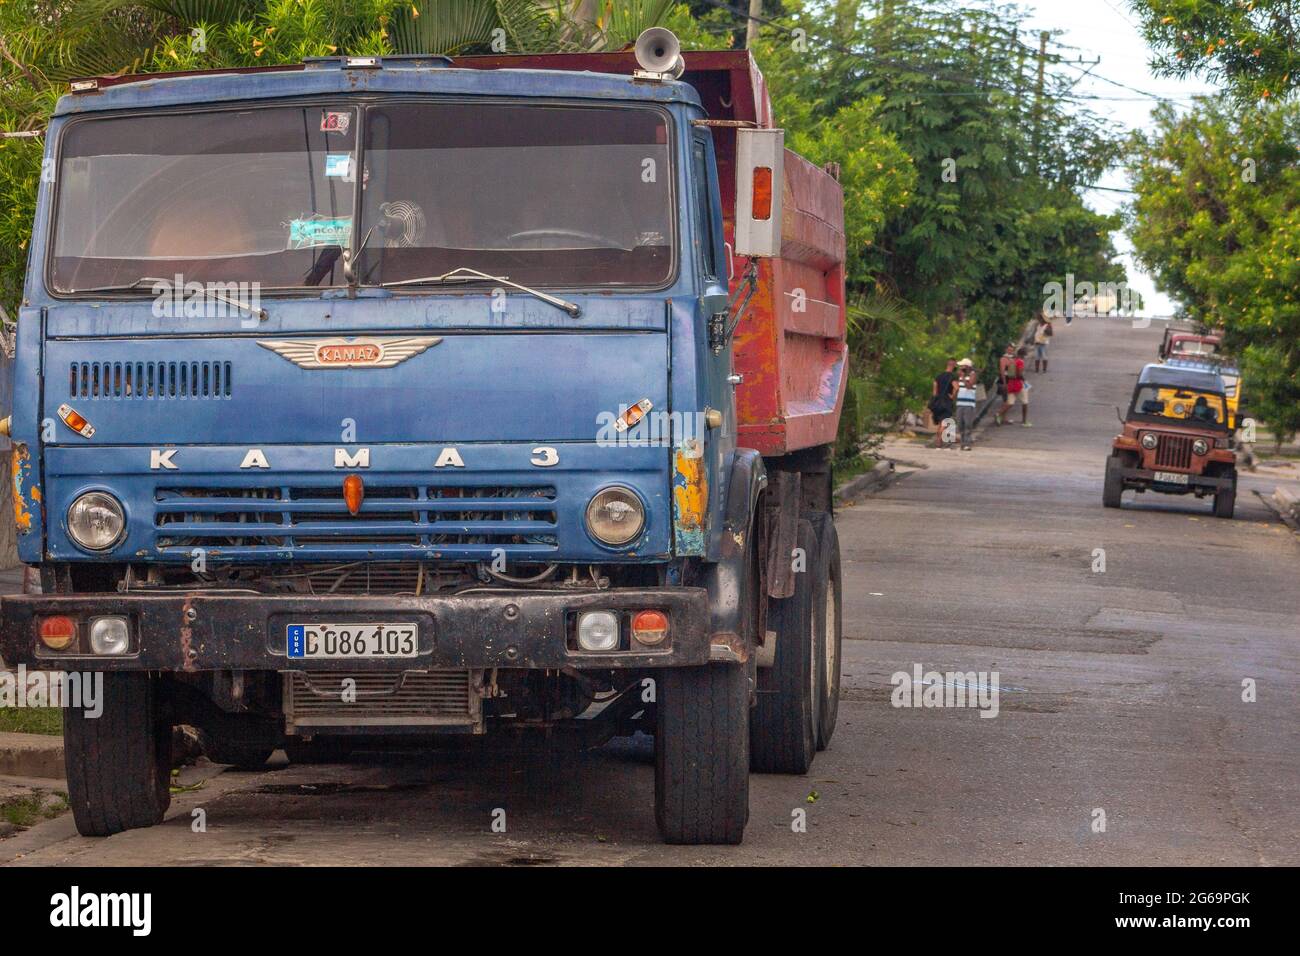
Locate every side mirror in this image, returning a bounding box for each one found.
[734,128,784,258]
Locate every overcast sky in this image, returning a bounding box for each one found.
[1015,0,1221,318]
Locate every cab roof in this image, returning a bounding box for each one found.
[1137,363,1226,394]
[52,49,769,120]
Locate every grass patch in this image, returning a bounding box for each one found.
[833,453,879,488]
[0,791,68,828]
[0,707,63,736]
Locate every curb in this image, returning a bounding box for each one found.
[835,459,895,500]
[1255,486,1300,535]
[0,731,65,780]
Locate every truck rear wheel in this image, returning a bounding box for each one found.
[1103,455,1124,508]
[654,662,750,845]
[808,512,842,751]
[750,518,819,774]
[64,672,171,837]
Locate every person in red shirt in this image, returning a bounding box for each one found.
[1005,347,1030,425]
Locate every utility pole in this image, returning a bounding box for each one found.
[1031,30,1048,176]
[746,0,762,49]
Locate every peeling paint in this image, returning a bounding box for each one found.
[10,443,32,533]
[672,438,707,555]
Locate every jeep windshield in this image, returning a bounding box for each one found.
[1131,384,1228,429]
[50,100,674,295]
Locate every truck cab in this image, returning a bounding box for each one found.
[0,36,847,845]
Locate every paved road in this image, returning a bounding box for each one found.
[4,315,1297,866]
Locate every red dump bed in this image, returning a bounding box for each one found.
[456,49,848,457]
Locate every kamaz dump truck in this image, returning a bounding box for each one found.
[0,30,847,845]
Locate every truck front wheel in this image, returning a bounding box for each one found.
[64,673,171,837]
[654,662,750,845]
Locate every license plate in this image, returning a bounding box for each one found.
[286,623,418,659]
[1153,471,1190,485]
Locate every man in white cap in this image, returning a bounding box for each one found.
[954,358,978,450]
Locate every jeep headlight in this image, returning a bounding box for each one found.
[1192,438,1209,456]
[67,492,125,551]
[1141,433,1159,449]
[585,486,645,546]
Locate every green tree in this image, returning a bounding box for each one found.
[1130,0,1300,102]
[724,0,1125,441]
[1128,96,1300,441]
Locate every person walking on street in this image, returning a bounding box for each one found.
[1006,346,1031,425]
[955,358,978,450]
[929,358,957,448]
[995,344,1015,425]
[1033,314,1053,373]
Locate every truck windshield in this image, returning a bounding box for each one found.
[50,100,674,295]
[51,105,359,292]
[354,101,673,289]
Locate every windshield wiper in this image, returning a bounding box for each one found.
[381,267,582,318]
[68,276,268,322]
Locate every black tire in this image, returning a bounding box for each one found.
[808,512,842,752]
[1214,474,1237,519]
[200,734,275,771]
[1103,455,1124,509]
[654,662,750,845]
[63,672,171,837]
[750,519,818,774]
[284,738,353,764]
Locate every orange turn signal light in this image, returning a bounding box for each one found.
[632,609,669,646]
[343,474,365,516]
[613,398,653,433]
[57,403,95,438]
[751,166,773,221]
[38,615,77,651]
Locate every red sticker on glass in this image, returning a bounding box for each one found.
[320,111,350,134]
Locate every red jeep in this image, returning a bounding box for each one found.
[1105,364,1237,518]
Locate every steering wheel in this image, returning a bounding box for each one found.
[505,228,624,250]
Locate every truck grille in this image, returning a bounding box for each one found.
[1155,434,1193,470]
[283,670,481,732]
[154,484,558,558]
[70,360,232,400]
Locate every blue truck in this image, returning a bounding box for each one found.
[0,31,847,844]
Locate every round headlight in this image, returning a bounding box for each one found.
[1173,402,1187,416]
[1192,438,1209,456]
[67,492,125,551]
[1141,433,1159,449]
[585,486,645,546]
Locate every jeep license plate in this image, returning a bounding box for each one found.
[1153,471,1190,485]
[287,623,418,659]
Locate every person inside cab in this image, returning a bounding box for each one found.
[1190,395,1217,423]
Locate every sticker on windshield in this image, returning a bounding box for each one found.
[320,110,350,135]
[324,154,352,179]
[288,216,352,250]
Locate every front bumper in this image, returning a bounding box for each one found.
[0,587,709,672]
[1119,466,1234,492]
